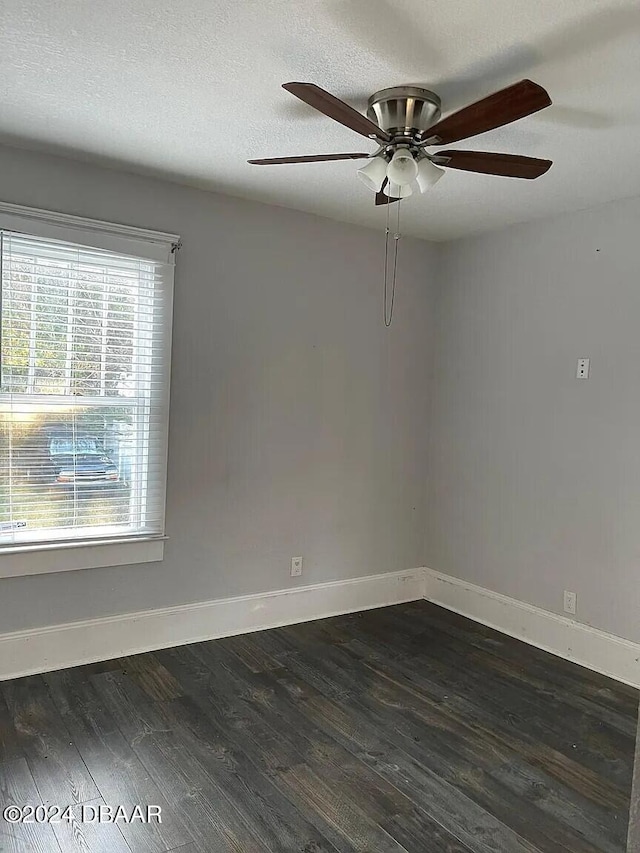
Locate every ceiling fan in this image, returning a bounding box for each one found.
[248,80,553,204]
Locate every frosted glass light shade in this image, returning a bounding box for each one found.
[416,157,445,192]
[386,149,418,186]
[383,181,413,198]
[356,156,388,192]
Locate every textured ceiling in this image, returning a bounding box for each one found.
[1,0,640,241]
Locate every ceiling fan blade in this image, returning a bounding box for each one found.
[248,152,371,165]
[375,179,401,205]
[424,80,551,145]
[283,82,390,142]
[375,192,400,205]
[435,150,552,179]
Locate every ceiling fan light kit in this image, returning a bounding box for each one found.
[386,147,419,186]
[356,156,388,192]
[384,180,412,199]
[416,156,445,192]
[249,79,553,204]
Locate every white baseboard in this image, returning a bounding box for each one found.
[424,568,640,689]
[0,568,424,681]
[3,565,639,689]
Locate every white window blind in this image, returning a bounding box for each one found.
[0,228,173,553]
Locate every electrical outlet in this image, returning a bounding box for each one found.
[290,556,303,577]
[576,358,590,379]
[563,590,577,615]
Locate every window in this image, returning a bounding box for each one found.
[0,203,177,577]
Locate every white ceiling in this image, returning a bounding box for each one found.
[1,0,640,241]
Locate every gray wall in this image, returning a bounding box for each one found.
[4,142,638,648]
[426,195,640,644]
[0,144,438,634]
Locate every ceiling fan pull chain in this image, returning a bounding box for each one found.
[383,194,401,327]
[383,198,392,326]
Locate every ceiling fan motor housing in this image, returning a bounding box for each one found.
[367,87,442,142]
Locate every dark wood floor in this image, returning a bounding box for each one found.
[0,601,637,853]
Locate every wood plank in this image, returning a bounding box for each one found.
[368,605,637,741]
[460,642,637,737]
[278,762,408,852]
[158,644,420,851]
[216,634,286,674]
[50,797,131,852]
[0,757,61,852]
[278,672,541,853]
[341,630,629,813]
[267,644,598,851]
[157,646,307,773]
[344,662,620,850]
[97,665,343,853]
[200,610,635,851]
[117,655,183,702]
[90,670,272,853]
[2,676,99,808]
[44,667,193,853]
[67,660,124,680]
[404,602,639,714]
[341,609,635,788]
[180,640,410,818]
[182,638,540,853]
[380,809,475,853]
[272,630,627,851]
[0,692,23,763]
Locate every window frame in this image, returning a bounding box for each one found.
[0,201,178,578]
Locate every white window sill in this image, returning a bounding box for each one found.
[0,537,165,579]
